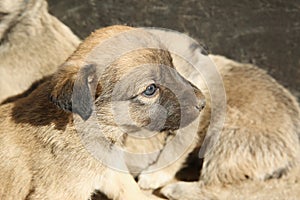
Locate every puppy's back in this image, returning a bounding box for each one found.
[197,55,300,185]
[0,0,80,102]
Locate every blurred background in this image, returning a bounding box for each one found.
[48,0,300,100]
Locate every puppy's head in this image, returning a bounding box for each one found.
[50,26,205,133]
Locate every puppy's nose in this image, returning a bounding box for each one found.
[196,99,206,111]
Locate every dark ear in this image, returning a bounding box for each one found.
[49,64,97,120]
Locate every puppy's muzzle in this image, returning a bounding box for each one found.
[196,99,206,111]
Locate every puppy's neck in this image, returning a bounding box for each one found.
[74,113,125,146]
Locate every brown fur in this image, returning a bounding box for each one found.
[161,166,300,200]
[131,30,300,199]
[0,0,80,102]
[160,55,300,199]
[158,55,300,200]
[0,25,205,200]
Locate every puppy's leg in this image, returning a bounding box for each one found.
[161,182,199,200]
[161,181,219,200]
[162,170,300,200]
[161,124,300,200]
[138,119,200,190]
[99,168,164,200]
[138,155,187,190]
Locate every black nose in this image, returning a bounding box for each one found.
[196,99,206,111]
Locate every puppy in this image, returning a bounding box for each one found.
[0,0,80,102]
[0,25,205,200]
[134,29,300,199]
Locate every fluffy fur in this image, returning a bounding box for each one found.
[0,0,80,102]
[135,30,300,200]
[0,25,205,200]
[161,55,300,200]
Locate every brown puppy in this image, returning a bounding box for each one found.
[0,0,80,102]
[0,25,205,200]
[161,55,300,200]
[133,30,300,199]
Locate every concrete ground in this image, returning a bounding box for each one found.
[48,0,300,100]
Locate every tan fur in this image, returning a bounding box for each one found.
[130,30,300,199]
[160,55,300,199]
[0,25,205,200]
[161,166,300,200]
[0,0,80,102]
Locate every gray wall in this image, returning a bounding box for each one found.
[48,0,300,99]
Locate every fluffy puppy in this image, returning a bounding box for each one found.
[134,29,300,199]
[0,25,205,200]
[162,55,300,200]
[0,0,80,102]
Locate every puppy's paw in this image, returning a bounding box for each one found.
[161,182,202,200]
[138,171,174,190]
[161,182,186,200]
[125,194,165,200]
[147,195,167,200]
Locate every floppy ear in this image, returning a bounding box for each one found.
[49,64,98,120]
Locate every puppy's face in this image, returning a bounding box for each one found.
[50,30,205,136]
[94,49,205,133]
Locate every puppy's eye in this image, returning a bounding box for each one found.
[142,84,158,97]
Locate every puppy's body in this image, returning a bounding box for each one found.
[0,95,103,199]
[161,166,300,200]
[135,30,300,199]
[200,55,300,184]
[0,0,80,102]
[0,25,204,199]
[161,55,300,198]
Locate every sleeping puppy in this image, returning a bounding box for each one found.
[0,25,205,200]
[0,0,80,102]
[134,29,300,199]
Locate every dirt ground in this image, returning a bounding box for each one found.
[46,1,300,199]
